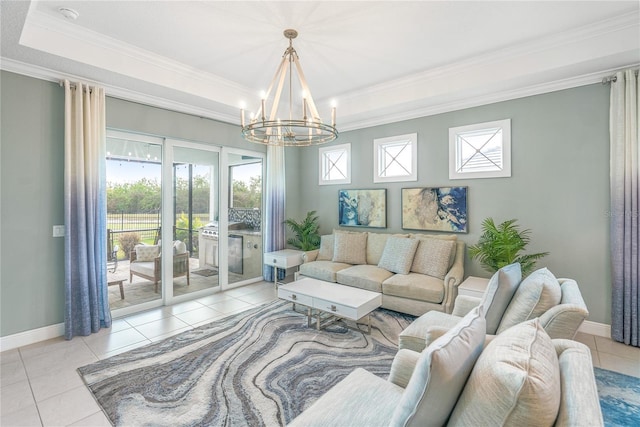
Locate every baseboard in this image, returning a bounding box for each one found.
[0,316,612,352]
[0,322,65,352]
[578,320,611,338]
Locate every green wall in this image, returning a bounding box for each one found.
[297,84,612,324]
[1,72,66,336]
[0,70,612,337]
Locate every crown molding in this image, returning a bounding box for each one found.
[0,57,238,125]
[338,64,640,132]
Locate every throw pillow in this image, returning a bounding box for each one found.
[378,237,419,275]
[173,240,187,255]
[135,244,159,261]
[316,234,335,261]
[411,234,457,268]
[410,237,456,279]
[447,319,561,427]
[496,267,561,334]
[479,262,522,334]
[332,231,367,265]
[389,307,486,427]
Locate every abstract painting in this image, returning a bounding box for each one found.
[338,189,386,228]
[402,187,468,233]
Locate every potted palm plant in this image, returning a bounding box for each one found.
[468,218,549,276]
[284,210,321,251]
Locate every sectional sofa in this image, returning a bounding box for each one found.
[299,230,465,316]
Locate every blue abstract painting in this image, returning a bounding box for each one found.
[338,189,386,228]
[401,187,468,233]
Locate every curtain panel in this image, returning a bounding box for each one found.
[263,145,287,282]
[610,69,640,347]
[64,81,111,339]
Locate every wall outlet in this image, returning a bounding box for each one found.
[53,225,65,237]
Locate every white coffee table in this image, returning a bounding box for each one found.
[278,277,382,333]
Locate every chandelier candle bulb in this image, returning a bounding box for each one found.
[261,99,266,122]
[332,107,336,127]
[240,109,245,127]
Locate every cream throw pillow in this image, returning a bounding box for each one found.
[135,244,159,261]
[410,237,456,279]
[389,307,486,427]
[497,267,561,334]
[332,231,367,265]
[317,235,335,261]
[448,318,561,427]
[479,262,522,334]
[378,237,419,275]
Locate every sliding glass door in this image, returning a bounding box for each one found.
[171,145,220,298]
[106,130,265,315]
[225,151,264,287]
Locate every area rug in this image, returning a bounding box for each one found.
[192,268,218,277]
[595,367,640,426]
[78,300,414,426]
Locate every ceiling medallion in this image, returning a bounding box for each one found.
[241,29,338,146]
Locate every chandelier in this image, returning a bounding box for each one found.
[241,29,338,146]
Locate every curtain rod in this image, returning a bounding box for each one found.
[58,80,95,91]
[602,70,639,84]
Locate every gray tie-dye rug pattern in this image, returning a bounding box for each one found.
[78,300,415,426]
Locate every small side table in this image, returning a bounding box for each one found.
[108,278,125,300]
[458,276,490,299]
[264,249,304,287]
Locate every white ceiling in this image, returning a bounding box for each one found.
[2,1,639,131]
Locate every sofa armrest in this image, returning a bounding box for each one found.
[288,368,403,427]
[441,241,466,314]
[302,249,319,263]
[452,295,482,317]
[552,339,603,427]
[539,279,589,339]
[388,349,421,388]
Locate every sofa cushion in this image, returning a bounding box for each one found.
[333,231,367,265]
[317,234,334,261]
[410,237,456,279]
[135,244,159,261]
[398,311,463,352]
[378,237,419,275]
[479,262,522,334]
[448,318,561,427]
[497,268,561,334]
[130,261,155,277]
[336,265,395,293]
[382,273,444,304]
[390,307,486,427]
[299,261,351,283]
[366,232,390,265]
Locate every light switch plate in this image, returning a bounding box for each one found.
[53,225,65,237]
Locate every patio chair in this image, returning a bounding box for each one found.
[107,229,119,273]
[129,241,190,292]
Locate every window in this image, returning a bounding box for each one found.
[319,143,351,185]
[373,133,417,183]
[449,119,511,179]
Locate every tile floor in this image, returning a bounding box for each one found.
[1,281,639,426]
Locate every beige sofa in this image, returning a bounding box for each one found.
[399,263,589,353]
[288,308,602,427]
[299,230,465,316]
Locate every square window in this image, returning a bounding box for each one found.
[373,133,417,183]
[449,119,511,179]
[319,143,351,185]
